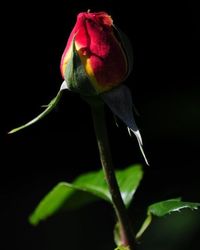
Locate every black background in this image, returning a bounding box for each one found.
[1,0,200,249]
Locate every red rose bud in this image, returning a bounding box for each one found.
[60,11,131,95]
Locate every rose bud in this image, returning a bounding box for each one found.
[8,11,148,166]
[60,11,131,96]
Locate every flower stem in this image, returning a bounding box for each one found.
[91,102,136,250]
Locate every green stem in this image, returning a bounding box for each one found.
[91,102,136,250]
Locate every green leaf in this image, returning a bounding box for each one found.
[136,198,200,239]
[116,164,143,206]
[29,164,143,225]
[148,198,200,217]
[29,182,98,226]
[8,90,63,134]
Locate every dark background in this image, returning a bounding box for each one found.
[1,0,200,249]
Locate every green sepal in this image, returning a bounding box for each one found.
[64,38,96,96]
[8,90,63,134]
[102,85,149,165]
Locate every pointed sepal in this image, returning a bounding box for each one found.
[101,85,149,165]
[8,82,66,134]
[64,38,96,96]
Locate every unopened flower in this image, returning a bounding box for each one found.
[9,11,148,165]
[60,11,128,95]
